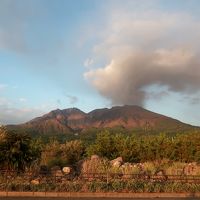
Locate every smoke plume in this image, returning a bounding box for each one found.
[84,10,200,106]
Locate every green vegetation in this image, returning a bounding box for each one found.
[41,139,85,167]
[1,126,200,170]
[0,127,42,171]
[86,131,200,163]
[2,179,200,193]
[2,125,200,192]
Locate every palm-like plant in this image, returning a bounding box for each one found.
[0,128,41,171]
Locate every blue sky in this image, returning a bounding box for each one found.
[1,0,200,125]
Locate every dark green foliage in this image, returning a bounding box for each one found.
[61,140,85,165]
[42,139,86,167]
[87,130,200,163]
[0,128,42,171]
[86,131,118,159]
[2,124,200,172]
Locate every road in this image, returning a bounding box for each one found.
[2,198,200,200]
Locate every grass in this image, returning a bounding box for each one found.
[2,177,200,193]
[2,159,200,192]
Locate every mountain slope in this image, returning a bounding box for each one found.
[7,105,198,135]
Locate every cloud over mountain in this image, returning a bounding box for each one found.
[84,9,200,106]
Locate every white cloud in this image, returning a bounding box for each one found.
[0,106,44,125]
[0,96,54,125]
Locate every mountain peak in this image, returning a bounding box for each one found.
[8,105,197,135]
[62,107,86,114]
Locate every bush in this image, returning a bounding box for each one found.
[0,130,42,171]
[41,139,85,168]
[81,157,110,174]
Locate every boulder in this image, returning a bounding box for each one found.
[184,163,197,175]
[113,161,122,167]
[91,155,100,160]
[111,157,123,167]
[62,167,72,174]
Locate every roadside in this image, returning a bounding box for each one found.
[1,197,200,200]
[1,192,200,199]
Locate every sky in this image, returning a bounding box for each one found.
[1,0,200,126]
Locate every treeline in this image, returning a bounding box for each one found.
[87,131,200,163]
[1,126,200,171]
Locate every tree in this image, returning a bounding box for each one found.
[41,139,85,168]
[61,140,85,165]
[86,131,118,159]
[0,128,42,171]
[119,135,140,163]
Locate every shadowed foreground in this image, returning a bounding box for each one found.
[2,198,200,200]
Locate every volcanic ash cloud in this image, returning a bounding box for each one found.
[84,10,200,106]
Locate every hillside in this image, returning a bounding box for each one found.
[7,105,198,136]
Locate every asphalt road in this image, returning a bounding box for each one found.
[2,198,200,200]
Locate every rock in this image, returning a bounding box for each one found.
[113,157,123,163]
[31,179,40,185]
[113,161,122,167]
[62,167,72,174]
[184,163,197,175]
[91,155,100,160]
[111,157,123,167]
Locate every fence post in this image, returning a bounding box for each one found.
[6,171,8,196]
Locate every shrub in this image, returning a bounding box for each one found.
[81,157,110,174]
